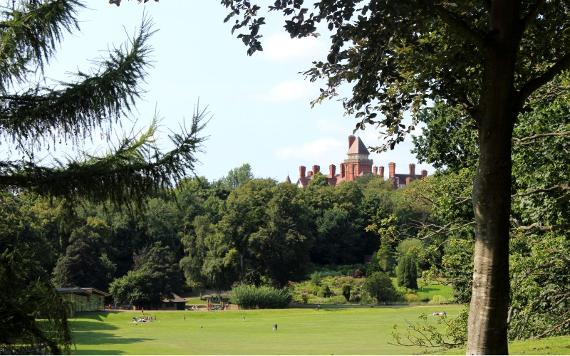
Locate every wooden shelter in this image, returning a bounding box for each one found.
[56,287,110,315]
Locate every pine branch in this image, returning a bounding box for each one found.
[0,15,152,146]
[0,106,208,207]
[0,16,154,145]
[0,0,82,92]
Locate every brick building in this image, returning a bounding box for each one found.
[295,135,427,188]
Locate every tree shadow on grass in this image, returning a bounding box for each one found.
[417,286,438,293]
[72,311,123,322]
[70,320,119,332]
[73,348,126,355]
[72,331,152,346]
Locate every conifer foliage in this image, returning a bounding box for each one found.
[0,0,205,205]
[0,0,204,352]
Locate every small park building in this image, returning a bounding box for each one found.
[56,287,110,314]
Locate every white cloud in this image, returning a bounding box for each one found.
[275,137,344,162]
[262,33,326,62]
[259,79,316,103]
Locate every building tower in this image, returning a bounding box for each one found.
[340,135,373,181]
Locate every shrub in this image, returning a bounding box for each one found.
[310,272,322,286]
[363,272,398,303]
[230,284,291,309]
[352,268,364,278]
[342,285,351,302]
[318,285,334,298]
[349,293,361,303]
[404,293,420,303]
[397,254,418,290]
[429,295,449,304]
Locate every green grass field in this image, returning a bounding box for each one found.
[69,306,570,354]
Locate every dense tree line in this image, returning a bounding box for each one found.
[3,165,402,303]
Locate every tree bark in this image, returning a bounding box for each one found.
[467,1,520,354]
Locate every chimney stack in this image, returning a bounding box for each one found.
[348,135,356,148]
[409,163,416,177]
[373,166,378,175]
[388,162,396,178]
[308,171,313,177]
[312,165,320,174]
[421,169,428,178]
[329,164,336,177]
[299,165,306,178]
[379,166,385,178]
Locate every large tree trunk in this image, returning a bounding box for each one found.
[467,1,520,354]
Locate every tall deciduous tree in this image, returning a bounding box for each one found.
[217,1,570,353]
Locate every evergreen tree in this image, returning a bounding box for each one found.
[397,254,418,290]
[0,1,204,352]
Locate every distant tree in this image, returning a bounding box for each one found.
[363,272,396,304]
[219,179,276,278]
[110,242,182,307]
[307,172,329,187]
[52,224,115,290]
[376,243,395,274]
[180,214,239,291]
[248,183,313,286]
[108,269,155,307]
[220,163,254,190]
[397,254,418,290]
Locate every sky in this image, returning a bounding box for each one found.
[45,1,433,182]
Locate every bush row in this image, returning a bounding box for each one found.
[230,284,292,309]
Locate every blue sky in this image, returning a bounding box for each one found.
[46,1,432,182]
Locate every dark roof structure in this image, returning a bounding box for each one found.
[161,294,187,303]
[56,287,110,297]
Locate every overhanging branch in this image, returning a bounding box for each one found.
[517,54,570,107]
[514,130,570,145]
[512,184,570,198]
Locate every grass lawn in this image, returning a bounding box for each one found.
[393,278,455,303]
[70,306,569,354]
[415,281,454,302]
[71,305,461,354]
[444,336,570,355]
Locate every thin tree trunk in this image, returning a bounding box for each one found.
[467,1,520,353]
